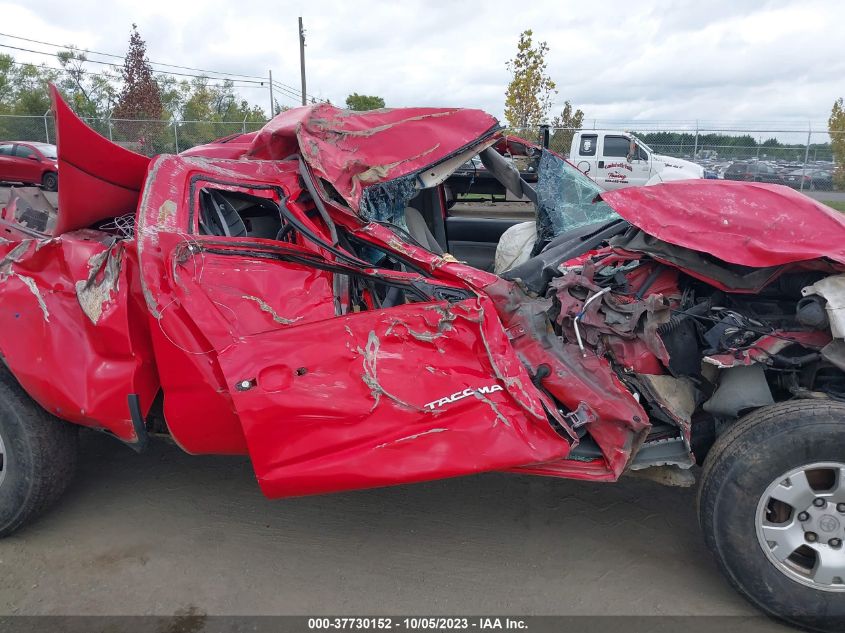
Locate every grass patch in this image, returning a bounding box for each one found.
[821,200,845,212]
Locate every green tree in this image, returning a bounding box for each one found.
[175,77,267,151]
[0,54,58,140]
[504,30,556,130]
[157,74,191,121]
[0,54,57,116]
[345,93,385,111]
[55,48,117,120]
[830,98,845,189]
[549,100,585,154]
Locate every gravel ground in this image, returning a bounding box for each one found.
[0,431,789,626]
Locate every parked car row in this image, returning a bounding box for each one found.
[701,158,837,191]
[0,141,59,191]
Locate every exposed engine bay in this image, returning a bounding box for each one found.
[501,219,845,481]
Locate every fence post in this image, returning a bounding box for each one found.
[242,112,248,134]
[43,109,50,144]
[693,120,699,159]
[173,121,180,153]
[800,124,811,192]
[108,120,113,141]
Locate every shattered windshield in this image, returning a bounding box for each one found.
[534,150,620,245]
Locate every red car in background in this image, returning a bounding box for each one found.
[0,141,59,191]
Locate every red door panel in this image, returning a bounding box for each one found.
[212,297,573,498]
[136,155,572,495]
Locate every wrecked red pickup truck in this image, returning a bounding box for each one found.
[1,86,844,629]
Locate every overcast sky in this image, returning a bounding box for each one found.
[2,0,842,127]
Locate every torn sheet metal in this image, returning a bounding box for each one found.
[635,374,697,435]
[483,278,648,480]
[210,297,574,498]
[50,85,151,235]
[703,364,775,417]
[2,186,57,234]
[703,331,831,368]
[0,233,158,441]
[600,180,845,268]
[134,155,309,455]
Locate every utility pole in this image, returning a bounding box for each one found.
[268,70,275,117]
[298,17,307,106]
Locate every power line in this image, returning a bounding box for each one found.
[0,31,268,81]
[1,42,306,104]
[271,81,309,101]
[0,43,271,84]
[6,58,270,91]
[0,31,321,101]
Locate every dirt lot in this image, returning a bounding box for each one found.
[0,431,791,624]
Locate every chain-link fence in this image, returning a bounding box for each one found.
[0,113,269,155]
[2,113,842,193]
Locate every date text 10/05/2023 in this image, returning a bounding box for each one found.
[307,617,528,630]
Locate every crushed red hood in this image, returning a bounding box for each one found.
[50,85,151,235]
[599,180,845,267]
[247,103,500,212]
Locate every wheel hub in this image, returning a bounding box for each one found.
[756,461,845,592]
[816,512,840,535]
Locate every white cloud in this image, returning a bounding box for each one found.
[3,0,842,127]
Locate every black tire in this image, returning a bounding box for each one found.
[41,171,58,192]
[698,401,845,632]
[0,370,77,537]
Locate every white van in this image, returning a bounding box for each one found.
[569,130,703,190]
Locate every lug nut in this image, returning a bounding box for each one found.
[829,538,842,548]
[806,532,819,543]
[837,503,845,513]
[814,498,826,507]
[798,511,810,522]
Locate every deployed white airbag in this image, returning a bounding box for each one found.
[494,221,537,274]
